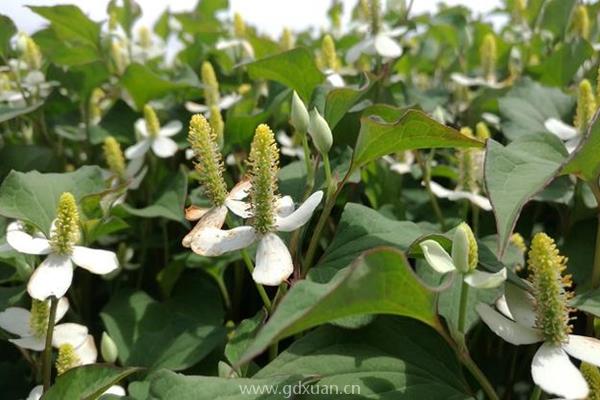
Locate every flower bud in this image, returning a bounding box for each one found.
[452,223,478,274]
[101,331,118,363]
[574,79,597,131]
[308,109,333,155]
[290,91,310,134]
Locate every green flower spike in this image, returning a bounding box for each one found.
[581,362,600,400]
[457,128,478,194]
[322,34,340,71]
[56,343,80,375]
[143,104,161,138]
[201,61,220,109]
[280,28,295,51]
[29,299,49,338]
[572,4,590,40]
[103,136,126,181]
[480,33,497,82]
[234,12,246,38]
[50,193,80,256]
[574,79,597,131]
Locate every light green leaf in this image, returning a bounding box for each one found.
[562,112,600,183]
[0,14,16,57]
[119,167,188,223]
[100,274,225,371]
[485,134,567,256]
[246,48,324,102]
[237,247,442,365]
[352,109,483,170]
[571,287,600,317]
[0,166,106,236]
[324,80,372,129]
[537,0,577,38]
[530,39,594,87]
[41,365,140,400]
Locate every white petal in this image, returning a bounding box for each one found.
[134,119,149,138]
[389,162,411,175]
[565,137,581,154]
[374,33,402,58]
[125,156,145,179]
[219,93,242,110]
[54,297,70,323]
[240,40,255,58]
[151,137,178,158]
[124,139,151,160]
[345,39,373,64]
[128,166,147,190]
[0,307,31,337]
[191,226,257,256]
[464,268,507,288]
[104,385,126,396]
[495,295,513,320]
[182,206,227,248]
[228,179,252,201]
[504,284,537,328]
[532,343,589,399]
[253,233,294,286]
[52,323,88,348]
[160,120,183,137]
[276,131,294,147]
[6,221,51,255]
[326,73,345,87]
[275,191,323,232]
[544,118,579,141]
[475,303,542,345]
[430,181,492,211]
[75,334,98,365]
[450,73,487,87]
[185,101,209,113]
[563,335,600,367]
[387,26,408,37]
[276,196,295,218]
[184,205,211,221]
[71,246,119,275]
[27,385,43,400]
[27,254,74,300]
[225,199,252,219]
[419,240,456,274]
[10,336,45,351]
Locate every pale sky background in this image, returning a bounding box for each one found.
[2,0,502,37]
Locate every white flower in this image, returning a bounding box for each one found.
[428,180,492,211]
[0,297,69,350]
[450,72,505,89]
[6,221,119,300]
[185,93,242,115]
[182,179,252,248]
[277,130,305,159]
[191,191,323,286]
[124,118,182,159]
[544,118,580,154]
[382,152,415,175]
[346,26,406,64]
[216,38,255,60]
[477,285,600,399]
[419,236,506,289]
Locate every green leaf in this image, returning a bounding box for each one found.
[351,109,483,171]
[0,14,16,57]
[100,273,225,371]
[562,113,600,183]
[571,287,600,317]
[246,48,324,102]
[484,134,567,255]
[237,247,441,365]
[224,310,266,376]
[529,39,594,87]
[121,63,194,109]
[498,78,574,140]
[0,166,106,236]
[324,80,372,129]
[0,145,58,176]
[119,167,188,223]
[537,0,577,38]
[41,365,140,400]
[107,0,141,36]
[0,103,43,124]
[316,203,427,270]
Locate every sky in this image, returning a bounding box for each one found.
[2,0,502,37]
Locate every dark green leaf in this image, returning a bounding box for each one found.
[0,14,16,57]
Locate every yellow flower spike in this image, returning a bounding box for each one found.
[209,106,225,149]
[238,83,251,95]
[188,114,228,206]
[574,79,597,131]
[110,41,127,75]
[233,12,246,38]
[321,34,340,71]
[475,122,491,141]
[280,28,295,51]
[89,88,105,124]
[513,0,527,22]
[480,33,497,82]
[201,61,220,109]
[55,344,80,375]
[528,232,573,345]
[452,222,478,273]
[22,35,42,70]
[143,104,161,138]
[457,127,478,194]
[572,4,590,40]
[108,9,118,31]
[29,300,49,338]
[510,233,527,254]
[103,136,126,181]
[369,0,381,34]
[359,0,370,21]
[248,124,280,234]
[50,193,80,256]
[138,26,152,49]
[581,362,600,400]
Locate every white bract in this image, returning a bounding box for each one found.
[428,180,492,211]
[185,93,242,115]
[6,221,119,300]
[477,285,600,399]
[383,152,415,175]
[191,191,323,286]
[346,26,406,64]
[124,118,182,159]
[544,118,581,154]
[276,131,305,159]
[450,72,505,89]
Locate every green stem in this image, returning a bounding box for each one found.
[529,385,542,400]
[42,297,59,393]
[459,351,499,400]
[457,279,470,336]
[416,151,446,230]
[241,250,272,312]
[301,134,314,193]
[590,181,600,290]
[215,277,232,311]
[322,153,333,194]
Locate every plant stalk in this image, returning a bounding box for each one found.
[42,297,59,393]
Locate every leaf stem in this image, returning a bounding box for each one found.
[457,279,470,336]
[302,134,314,193]
[241,250,272,312]
[529,385,542,400]
[42,296,59,393]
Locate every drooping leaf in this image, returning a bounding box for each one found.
[351,109,483,170]
[41,365,140,400]
[484,134,567,255]
[0,166,106,235]
[246,48,324,102]
[237,247,442,365]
